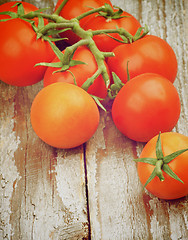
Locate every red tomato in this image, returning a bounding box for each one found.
[43,46,109,99]
[107,35,178,84]
[54,0,113,45]
[0,18,55,86]
[82,10,141,52]
[137,132,188,200]
[30,82,100,149]
[112,73,181,142]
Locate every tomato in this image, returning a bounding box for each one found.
[111,73,181,142]
[136,132,188,200]
[43,46,109,99]
[82,10,141,52]
[0,17,55,86]
[107,35,178,84]
[30,82,100,149]
[54,0,113,45]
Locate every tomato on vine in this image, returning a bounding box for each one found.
[0,2,55,86]
[134,132,188,200]
[54,0,113,45]
[111,73,181,142]
[30,82,100,149]
[43,46,110,99]
[82,6,142,52]
[107,35,178,84]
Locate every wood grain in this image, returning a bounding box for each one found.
[0,0,188,239]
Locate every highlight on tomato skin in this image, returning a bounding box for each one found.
[111,73,181,142]
[30,82,100,149]
[136,132,188,200]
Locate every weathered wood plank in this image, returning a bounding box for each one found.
[86,0,188,239]
[0,0,89,239]
[0,0,188,239]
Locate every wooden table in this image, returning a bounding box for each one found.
[1,0,188,239]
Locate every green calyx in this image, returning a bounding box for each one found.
[108,61,131,99]
[134,133,188,188]
[35,39,87,72]
[0,2,33,22]
[0,2,48,23]
[108,72,124,99]
[97,4,129,20]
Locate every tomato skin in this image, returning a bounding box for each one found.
[30,82,100,149]
[112,73,181,142]
[82,11,141,52]
[55,0,113,45]
[107,35,178,84]
[0,18,55,86]
[43,46,109,99]
[137,132,188,200]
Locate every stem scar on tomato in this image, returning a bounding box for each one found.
[134,133,188,188]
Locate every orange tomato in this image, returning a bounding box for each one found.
[30,82,100,149]
[137,132,188,200]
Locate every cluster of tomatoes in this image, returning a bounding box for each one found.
[0,0,188,200]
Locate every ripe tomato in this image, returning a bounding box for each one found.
[54,0,113,45]
[0,18,55,86]
[82,10,141,52]
[107,35,178,84]
[136,132,188,200]
[43,46,109,99]
[30,82,100,149]
[111,73,181,142]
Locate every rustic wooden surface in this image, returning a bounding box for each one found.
[0,0,188,239]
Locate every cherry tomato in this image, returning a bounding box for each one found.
[137,132,188,200]
[30,82,100,149]
[107,35,178,84]
[54,0,113,45]
[82,10,141,52]
[0,18,55,86]
[43,46,109,99]
[112,73,181,142]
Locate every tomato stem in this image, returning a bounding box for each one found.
[76,6,105,21]
[21,4,137,91]
[54,0,69,16]
[92,27,133,43]
[155,160,165,181]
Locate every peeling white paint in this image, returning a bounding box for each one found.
[0,115,21,238]
[55,149,87,223]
